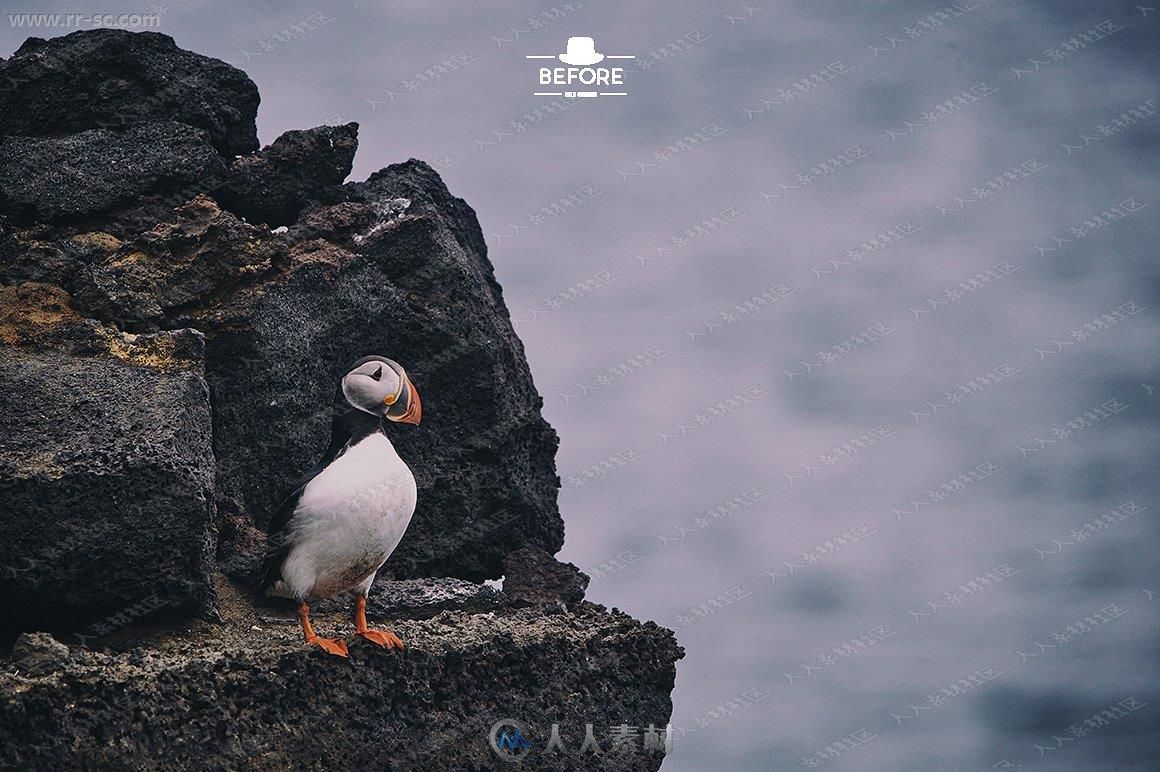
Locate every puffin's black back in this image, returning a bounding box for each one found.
[256,377,386,594]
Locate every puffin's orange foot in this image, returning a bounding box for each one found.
[307,635,350,657]
[356,629,405,649]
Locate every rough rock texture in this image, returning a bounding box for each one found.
[9,632,71,678]
[72,194,289,327]
[0,122,226,230]
[0,595,681,771]
[0,283,217,634]
[504,547,591,605]
[0,225,122,291]
[250,577,504,620]
[0,29,680,771]
[218,123,360,226]
[0,29,259,155]
[333,577,504,618]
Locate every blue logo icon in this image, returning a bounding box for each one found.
[489,719,533,761]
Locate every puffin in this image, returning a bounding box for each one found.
[258,355,422,657]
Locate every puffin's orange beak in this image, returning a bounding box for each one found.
[398,376,422,425]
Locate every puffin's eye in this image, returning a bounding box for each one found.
[370,366,383,381]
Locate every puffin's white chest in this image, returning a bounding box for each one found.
[299,433,415,520]
[281,432,417,598]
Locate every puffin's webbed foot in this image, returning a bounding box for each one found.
[354,594,405,650]
[298,600,349,658]
[308,635,350,657]
[356,628,405,649]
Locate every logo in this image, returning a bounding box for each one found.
[489,719,533,762]
[486,719,673,762]
[527,36,635,98]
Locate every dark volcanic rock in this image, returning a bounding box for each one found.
[363,577,505,617]
[0,31,679,771]
[0,283,217,634]
[0,602,682,771]
[9,632,71,677]
[215,502,269,583]
[0,227,124,292]
[257,577,505,620]
[207,160,563,581]
[0,32,563,618]
[343,577,504,618]
[0,122,226,230]
[0,29,259,155]
[0,227,78,287]
[218,123,359,226]
[289,200,378,245]
[503,547,590,605]
[72,195,289,327]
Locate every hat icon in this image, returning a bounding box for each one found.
[558,36,604,66]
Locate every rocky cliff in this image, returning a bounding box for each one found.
[0,30,680,770]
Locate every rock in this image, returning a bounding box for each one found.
[289,200,378,246]
[10,632,71,677]
[503,547,590,605]
[72,195,289,328]
[0,603,682,771]
[214,503,268,585]
[360,577,505,617]
[0,29,259,155]
[206,160,563,582]
[0,122,227,231]
[258,578,504,620]
[218,123,360,226]
[0,226,62,287]
[0,281,125,353]
[0,33,680,769]
[0,283,217,634]
[365,578,505,617]
[0,228,123,291]
[1,158,565,599]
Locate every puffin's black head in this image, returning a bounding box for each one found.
[338,355,422,425]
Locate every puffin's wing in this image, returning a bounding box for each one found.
[256,434,355,594]
[257,481,309,593]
